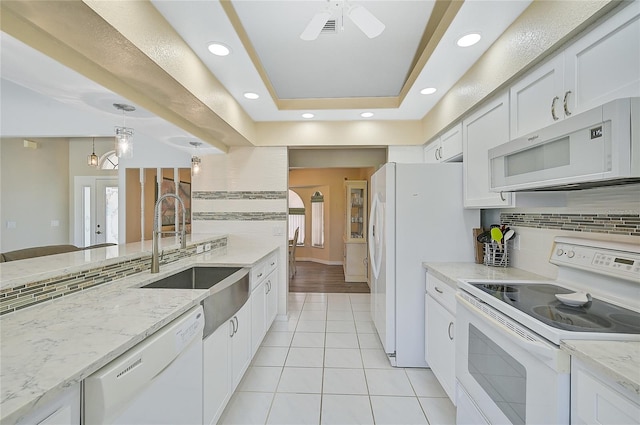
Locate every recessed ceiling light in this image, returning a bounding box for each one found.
[457,33,481,47]
[420,87,437,95]
[243,92,259,100]
[302,113,314,119]
[207,42,230,56]
[360,112,374,118]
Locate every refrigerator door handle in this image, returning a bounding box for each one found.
[369,193,382,279]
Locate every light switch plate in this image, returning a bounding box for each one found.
[196,244,204,254]
[204,243,212,251]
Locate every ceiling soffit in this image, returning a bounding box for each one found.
[0,0,255,152]
[222,0,461,111]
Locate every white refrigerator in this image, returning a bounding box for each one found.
[368,162,479,367]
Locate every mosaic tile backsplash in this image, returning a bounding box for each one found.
[0,236,227,316]
[501,213,640,236]
[193,212,287,221]
[193,191,287,200]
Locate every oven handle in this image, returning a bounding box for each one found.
[457,294,565,370]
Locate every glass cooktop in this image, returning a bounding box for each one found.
[471,283,640,333]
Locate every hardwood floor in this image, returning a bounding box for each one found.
[289,261,370,293]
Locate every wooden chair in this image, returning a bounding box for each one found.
[289,227,299,279]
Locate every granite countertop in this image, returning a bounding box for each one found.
[0,239,278,424]
[561,340,640,397]
[423,262,640,402]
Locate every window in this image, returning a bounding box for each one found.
[100,151,118,170]
[288,190,305,245]
[311,191,324,248]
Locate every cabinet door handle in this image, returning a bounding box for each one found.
[551,96,560,121]
[448,322,454,340]
[229,319,235,337]
[234,316,239,335]
[435,287,443,294]
[438,147,443,161]
[500,191,506,202]
[270,262,275,267]
[258,272,263,278]
[563,91,572,117]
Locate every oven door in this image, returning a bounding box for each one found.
[456,292,571,425]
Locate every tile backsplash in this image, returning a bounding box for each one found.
[0,236,227,316]
[501,213,640,236]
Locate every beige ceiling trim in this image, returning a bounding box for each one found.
[420,0,619,144]
[398,0,463,102]
[277,96,399,111]
[0,0,257,152]
[255,120,423,147]
[222,0,459,111]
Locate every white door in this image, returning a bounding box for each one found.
[96,179,119,245]
[74,177,118,247]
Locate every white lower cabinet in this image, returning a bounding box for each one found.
[251,279,267,355]
[571,358,640,425]
[16,384,80,425]
[425,273,456,404]
[203,300,252,425]
[265,270,278,328]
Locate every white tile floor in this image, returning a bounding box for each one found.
[218,292,456,425]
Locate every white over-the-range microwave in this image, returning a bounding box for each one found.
[489,97,639,192]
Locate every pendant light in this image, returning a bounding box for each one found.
[87,137,99,167]
[189,141,202,175]
[113,103,135,158]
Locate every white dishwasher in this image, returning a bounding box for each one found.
[84,306,204,424]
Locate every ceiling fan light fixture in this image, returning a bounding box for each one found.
[207,42,231,56]
[302,113,315,119]
[360,112,374,118]
[243,92,260,100]
[347,5,385,38]
[420,87,437,95]
[457,33,481,47]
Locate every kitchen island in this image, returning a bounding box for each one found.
[0,235,279,424]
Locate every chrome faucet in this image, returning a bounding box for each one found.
[151,193,187,273]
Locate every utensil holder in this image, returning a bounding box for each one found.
[484,241,509,267]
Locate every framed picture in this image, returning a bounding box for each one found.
[158,178,191,226]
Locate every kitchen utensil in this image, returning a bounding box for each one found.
[503,229,515,242]
[490,227,503,250]
[476,231,492,244]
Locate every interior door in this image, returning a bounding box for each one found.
[95,179,119,244]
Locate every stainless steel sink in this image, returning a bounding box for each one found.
[141,266,242,290]
[141,266,250,338]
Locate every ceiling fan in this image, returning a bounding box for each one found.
[300,0,385,41]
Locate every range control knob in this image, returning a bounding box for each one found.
[556,248,564,256]
[567,251,575,259]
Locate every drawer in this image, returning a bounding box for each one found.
[427,273,456,314]
[251,261,267,290]
[265,252,278,275]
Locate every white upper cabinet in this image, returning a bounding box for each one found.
[423,123,463,164]
[564,2,640,115]
[463,91,514,208]
[510,55,565,138]
[510,2,640,139]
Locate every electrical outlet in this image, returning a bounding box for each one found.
[6,221,16,229]
[204,243,212,251]
[196,244,204,254]
[512,234,521,250]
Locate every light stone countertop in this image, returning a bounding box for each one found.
[423,262,640,402]
[0,233,223,290]
[561,340,640,397]
[422,262,548,289]
[0,239,279,425]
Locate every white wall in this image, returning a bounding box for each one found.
[192,146,289,317]
[387,145,424,163]
[1,138,69,251]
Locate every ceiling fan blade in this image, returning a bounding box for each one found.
[347,5,385,38]
[300,11,332,41]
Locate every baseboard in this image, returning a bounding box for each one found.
[295,257,343,266]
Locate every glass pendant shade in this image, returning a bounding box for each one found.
[191,155,202,175]
[115,126,134,159]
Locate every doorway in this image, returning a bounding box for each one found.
[74,177,118,247]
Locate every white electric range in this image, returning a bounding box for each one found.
[455,237,640,425]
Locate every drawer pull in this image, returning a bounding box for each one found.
[448,322,454,340]
[257,272,263,278]
[435,287,444,294]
